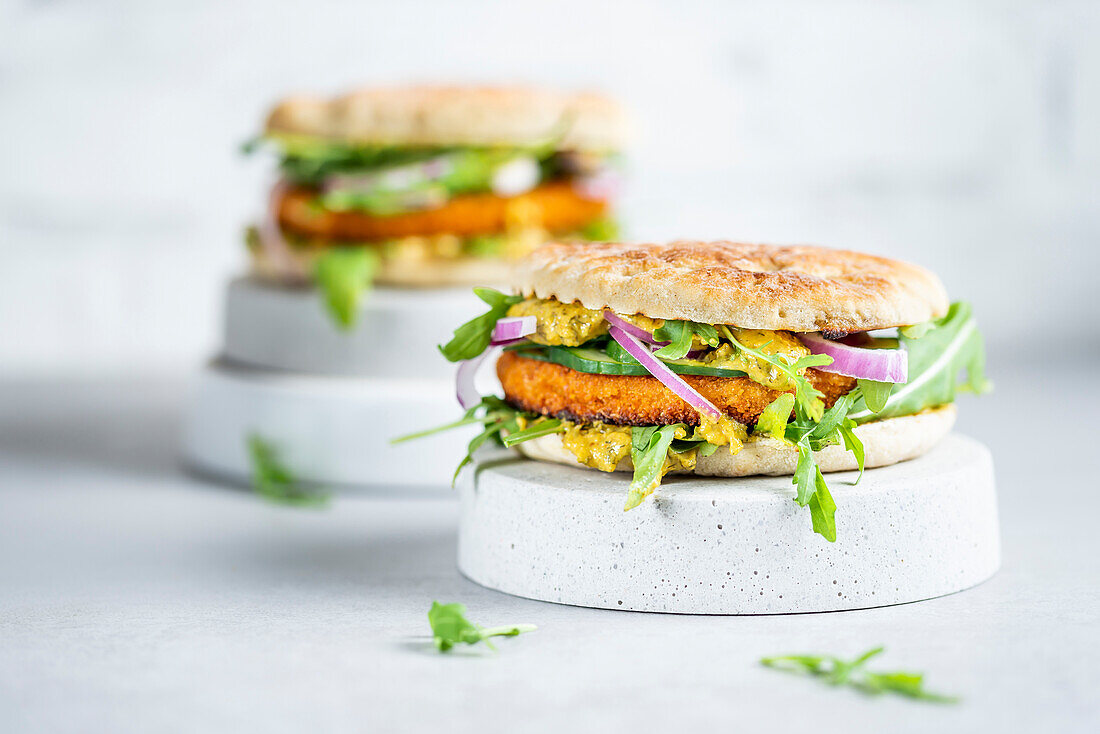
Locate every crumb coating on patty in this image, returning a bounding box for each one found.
[496,351,856,427]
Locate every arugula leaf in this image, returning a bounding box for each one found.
[652,320,720,359]
[857,379,893,414]
[439,288,523,362]
[313,247,380,330]
[806,391,860,448]
[652,321,696,359]
[756,393,795,440]
[428,601,536,652]
[501,419,564,448]
[792,441,820,507]
[392,397,563,484]
[246,434,329,507]
[696,442,720,457]
[625,425,680,510]
[849,301,991,422]
[761,647,959,703]
[838,421,866,484]
[807,464,838,541]
[788,433,839,541]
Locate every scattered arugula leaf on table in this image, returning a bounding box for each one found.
[246,434,329,507]
[428,601,536,652]
[761,647,959,703]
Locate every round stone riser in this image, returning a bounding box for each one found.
[182,360,475,490]
[222,277,487,378]
[458,434,999,614]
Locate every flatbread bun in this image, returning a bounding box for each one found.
[265,85,628,151]
[516,405,955,477]
[514,241,948,332]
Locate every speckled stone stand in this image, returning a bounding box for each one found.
[458,434,999,614]
[182,359,475,490]
[222,277,486,378]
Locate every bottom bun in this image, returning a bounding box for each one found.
[374,257,514,287]
[249,243,515,288]
[516,405,956,477]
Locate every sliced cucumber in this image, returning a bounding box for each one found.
[508,345,747,378]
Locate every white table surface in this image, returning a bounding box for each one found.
[1,363,1097,733]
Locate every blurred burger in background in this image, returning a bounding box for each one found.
[245,85,629,327]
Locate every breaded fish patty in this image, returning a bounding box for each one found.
[496,351,856,426]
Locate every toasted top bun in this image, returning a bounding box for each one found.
[517,405,955,477]
[514,241,948,332]
[265,85,628,151]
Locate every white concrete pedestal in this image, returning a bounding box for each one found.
[458,434,999,614]
[182,359,475,490]
[182,278,489,489]
[222,277,485,378]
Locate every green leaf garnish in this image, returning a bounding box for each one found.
[313,247,380,330]
[857,379,893,414]
[652,320,720,359]
[246,434,329,507]
[761,647,959,703]
[838,421,865,484]
[755,393,795,440]
[501,418,564,447]
[807,460,837,541]
[439,288,523,362]
[849,301,991,422]
[391,397,564,484]
[624,425,680,510]
[428,601,536,652]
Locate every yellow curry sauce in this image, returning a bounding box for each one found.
[507,298,609,346]
[703,328,810,391]
[560,421,632,471]
[555,415,747,478]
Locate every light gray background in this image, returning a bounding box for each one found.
[0,0,1097,373]
[1,1,1098,732]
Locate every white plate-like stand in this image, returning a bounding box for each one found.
[182,278,486,489]
[458,434,999,614]
[221,277,485,378]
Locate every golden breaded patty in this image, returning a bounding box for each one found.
[496,351,857,426]
[277,181,607,241]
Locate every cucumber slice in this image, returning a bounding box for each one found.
[509,345,747,378]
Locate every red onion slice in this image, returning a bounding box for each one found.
[455,346,501,410]
[799,333,908,383]
[455,315,535,409]
[491,316,536,342]
[608,325,722,420]
[603,311,667,345]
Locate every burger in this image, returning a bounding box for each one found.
[244,85,628,327]
[402,241,990,542]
